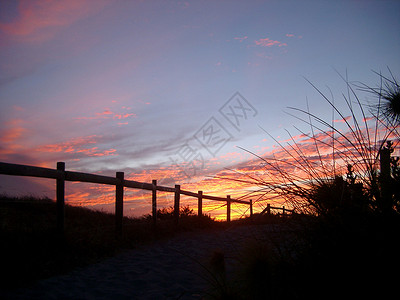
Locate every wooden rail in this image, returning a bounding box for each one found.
[260,203,295,216]
[0,161,257,235]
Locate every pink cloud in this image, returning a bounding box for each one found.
[255,37,287,47]
[234,36,248,42]
[0,119,28,157]
[77,147,117,157]
[363,116,375,122]
[98,110,113,116]
[0,119,26,144]
[113,113,136,120]
[76,107,136,122]
[38,135,97,153]
[0,0,111,42]
[123,113,136,118]
[37,135,116,157]
[333,116,352,123]
[286,33,303,39]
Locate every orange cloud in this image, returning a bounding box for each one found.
[113,113,136,120]
[0,119,26,143]
[98,110,113,116]
[76,107,136,122]
[0,119,28,157]
[37,135,116,157]
[38,135,97,153]
[75,147,117,157]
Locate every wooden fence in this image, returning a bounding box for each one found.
[0,161,293,235]
[0,161,254,235]
[260,203,294,216]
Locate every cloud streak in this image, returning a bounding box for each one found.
[36,135,117,158]
[234,36,248,42]
[255,37,287,47]
[0,0,111,43]
[0,119,26,144]
[75,107,136,123]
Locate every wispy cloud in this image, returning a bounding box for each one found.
[0,119,26,144]
[36,135,117,158]
[286,33,303,39]
[333,116,352,123]
[0,119,27,157]
[255,37,287,47]
[98,110,113,116]
[0,0,111,43]
[114,113,136,120]
[74,107,136,124]
[234,36,248,42]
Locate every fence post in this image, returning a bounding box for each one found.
[152,180,157,225]
[379,147,392,214]
[115,172,124,235]
[267,203,271,215]
[56,162,65,236]
[174,185,180,224]
[198,191,203,217]
[250,200,253,218]
[282,206,285,216]
[227,195,231,223]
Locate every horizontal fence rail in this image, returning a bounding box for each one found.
[0,161,293,235]
[0,162,61,179]
[260,203,294,215]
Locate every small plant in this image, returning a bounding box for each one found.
[307,174,365,215]
[145,205,195,220]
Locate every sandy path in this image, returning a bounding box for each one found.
[3,224,279,299]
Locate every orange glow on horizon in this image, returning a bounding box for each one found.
[60,159,284,220]
[2,113,396,221]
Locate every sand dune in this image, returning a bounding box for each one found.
[4,224,279,299]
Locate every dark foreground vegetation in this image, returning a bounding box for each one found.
[1,200,399,299]
[0,195,220,290]
[220,212,400,299]
[212,70,400,299]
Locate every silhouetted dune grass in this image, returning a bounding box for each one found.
[212,70,400,299]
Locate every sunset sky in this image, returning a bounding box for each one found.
[1,0,399,219]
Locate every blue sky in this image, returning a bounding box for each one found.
[0,0,399,217]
